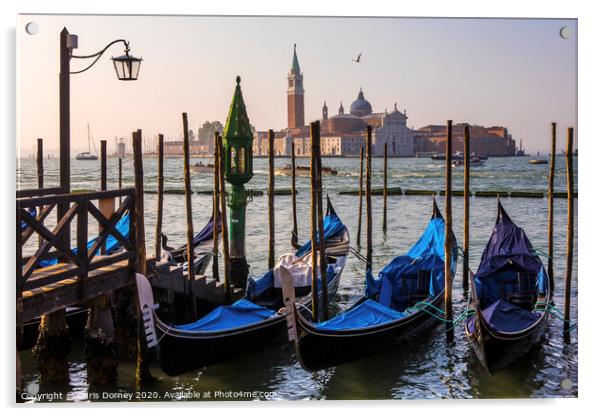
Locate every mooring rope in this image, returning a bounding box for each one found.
[531,248,552,259]
[406,301,476,331]
[534,301,577,332]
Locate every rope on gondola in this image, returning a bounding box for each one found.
[534,301,578,332]
[406,301,475,331]
[348,246,370,265]
[531,248,552,259]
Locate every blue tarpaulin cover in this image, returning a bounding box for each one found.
[295,211,346,258]
[474,205,547,308]
[174,299,275,332]
[246,264,335,300]
[366,216,455,309]
[480,299,541,332]
[317,299,407,331]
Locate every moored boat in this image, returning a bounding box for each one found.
[190,160,215,173]
[529,159,548,165]
[136,198,350,375]
[284,200,457,371]
[465,201,550,374]
[161,211,221,276]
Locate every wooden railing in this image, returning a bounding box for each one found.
[16,188,136,297]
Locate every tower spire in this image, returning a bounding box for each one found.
[291,43,301,74]
[287,44,305,129]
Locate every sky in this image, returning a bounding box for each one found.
[17,14,577,155]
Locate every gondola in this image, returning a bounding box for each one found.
[285,200,457,371]
[465,201,550,374]
[161,211,221,276]
[135,197,349,376]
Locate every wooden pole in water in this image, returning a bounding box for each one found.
[313,122,329,321]
[155,134,164,262]
[462,126,470,290]
[132,129,154,383]
[444,120,454,336]
[36,138,44,189]
[118,157,123,205]
[290,140,299,248]
[365,126,373,271]
[100,140,107,191]
[218,136,232,303]
[356,146,365,247]
[310,122,320,322]
[548,123,556,291]
[268,129,275,269]
[182,113,196,317]
[212,132,220,282]
[36,138,44,248]
[563,127,574,332]
[383,142,387,233]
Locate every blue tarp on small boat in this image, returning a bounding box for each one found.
[174,299,275,332]
[480,299,541,333]
[317,299,407,331]
[295,211,346,258]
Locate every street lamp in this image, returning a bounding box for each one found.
[58,27,141,245]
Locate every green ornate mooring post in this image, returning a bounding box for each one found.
[223,76,254,287]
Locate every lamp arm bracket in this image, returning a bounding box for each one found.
[70,39,129,75]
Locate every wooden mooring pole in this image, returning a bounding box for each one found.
[268,129,275,269]
[365,127,373,270]
[218,137,232,303]
[182,113,197,317]
[100,140,107,191]
[118,157,123,205]
[563,127,574,334]
[462,126,470,290]
[444,120,454,337]
[155,134,164,261]
[357,146,365,247]
[212,132,220,281]
[548,122,556,291]
[132,129,154,383]
[383,142,388,233]
[36,138,44,247]
[313,122,329,321]
[310,122,319,322]
[290,140,299,248]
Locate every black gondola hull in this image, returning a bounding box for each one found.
[295,295,444,371]
[156,317,287,376]
[466,313,547,374]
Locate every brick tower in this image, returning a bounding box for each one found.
[287,44,305,129]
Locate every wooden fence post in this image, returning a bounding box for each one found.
[290,139,299,248]
[462,126,470,290]
[444,120,454,337]
[357,146,365,247]
[155,134,164,261]
[365,127,373,270]
[548,122,556,291]
[563,127,574,334]
[310,122,319,322]
[132,129,154,383]
[268,129,275,269]
[383,142,388,233]
[182,113,196,317]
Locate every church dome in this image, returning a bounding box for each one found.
[350,88,372,117]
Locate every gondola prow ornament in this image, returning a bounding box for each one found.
[223,76,254,287]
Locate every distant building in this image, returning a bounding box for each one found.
[116,137,126,158]
[415,123,516,157]
[255,45,416,157]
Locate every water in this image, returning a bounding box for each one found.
[17,155,578,401]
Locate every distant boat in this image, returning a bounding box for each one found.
[191,161,215,173]
[431,152,463,161]
[76,124,98,161]
[275,164,338,176]
[453,157,485,168]
[529,159,548,165]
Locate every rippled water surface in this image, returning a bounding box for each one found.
[17,155,578,401]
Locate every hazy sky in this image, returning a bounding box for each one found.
[17,14,576,155]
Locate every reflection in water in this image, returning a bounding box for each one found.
[17,156,578,400]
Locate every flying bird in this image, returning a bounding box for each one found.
[352,53,362,63]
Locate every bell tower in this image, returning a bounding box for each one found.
[287,44,305,129]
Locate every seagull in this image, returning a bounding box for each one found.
[352,53,362,63]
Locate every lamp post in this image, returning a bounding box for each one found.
[58,27,142,244]
[223,76,254,287]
